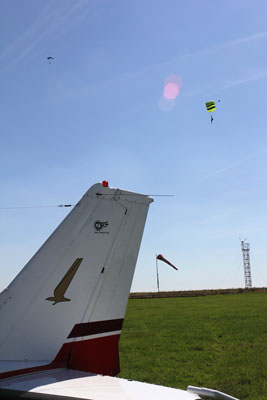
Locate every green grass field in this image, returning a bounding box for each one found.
[118,293,267,399]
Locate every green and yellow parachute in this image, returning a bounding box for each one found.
[205,100,218,123]
[205,101,216,112]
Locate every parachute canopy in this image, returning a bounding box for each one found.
[205,101,216,112]
[47,56,55,64]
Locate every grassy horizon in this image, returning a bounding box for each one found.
[119,293,267,400]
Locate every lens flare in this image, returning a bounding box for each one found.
[159,74,183,112]
[163,74,182,100]
[164,82,179,99]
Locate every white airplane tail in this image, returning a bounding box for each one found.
[0,182,153,377]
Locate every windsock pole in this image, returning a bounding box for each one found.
[156,254,160,292]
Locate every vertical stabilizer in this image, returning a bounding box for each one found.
[0,183,153,376]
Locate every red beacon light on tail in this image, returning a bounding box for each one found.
[102,180,109,187]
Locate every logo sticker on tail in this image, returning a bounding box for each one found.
[46,258,83,305]
[94,220,109,234]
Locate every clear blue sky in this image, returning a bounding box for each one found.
[1,0,267,292]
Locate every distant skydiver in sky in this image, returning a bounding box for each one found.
[47,56,54,64]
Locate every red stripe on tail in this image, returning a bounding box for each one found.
[54,334,121,376]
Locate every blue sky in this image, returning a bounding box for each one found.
[1,0,267,292]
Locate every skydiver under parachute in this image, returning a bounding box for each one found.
[205,100,220,123]
[47,56,55,64]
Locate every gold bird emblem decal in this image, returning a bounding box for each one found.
[46,258,83,305]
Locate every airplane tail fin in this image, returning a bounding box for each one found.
[0,182,153,376]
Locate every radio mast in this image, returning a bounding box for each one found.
[241,240,252,289]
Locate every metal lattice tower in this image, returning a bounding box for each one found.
[241,240,252,289]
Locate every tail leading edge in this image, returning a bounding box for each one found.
[0,183,153,377]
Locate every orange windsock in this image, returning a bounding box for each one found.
[156,254,178,270]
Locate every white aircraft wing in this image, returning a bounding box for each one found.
[0,369,199,399]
